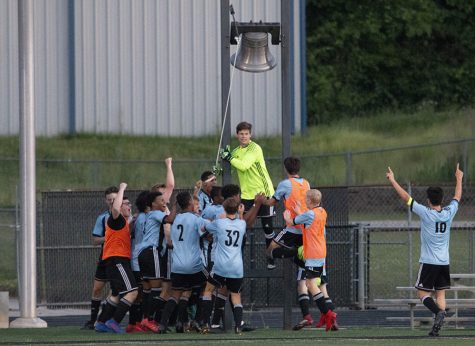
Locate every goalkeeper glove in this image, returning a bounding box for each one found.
[219,145,233,162]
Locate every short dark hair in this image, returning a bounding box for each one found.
[223,197,240,215]
[221,184,241,199]
[210,186,222,200]
[104,186,119,196]
[176,191,192,210]
[284,156,301,175]
[135,190,150,213]
[201,171,214,182]
[236,121,252,133]
[146,191,162,207]
[427,187,443,206]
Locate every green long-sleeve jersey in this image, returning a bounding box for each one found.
[230,141,275,200]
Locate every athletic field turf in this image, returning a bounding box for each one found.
[1,327,475,345]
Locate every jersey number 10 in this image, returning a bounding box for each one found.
[435,222,447,233]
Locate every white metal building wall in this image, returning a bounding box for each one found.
[0,0,69,136]
[0,0,302,137]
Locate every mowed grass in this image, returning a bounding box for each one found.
[0,107,474,206]
[0,327,475,346]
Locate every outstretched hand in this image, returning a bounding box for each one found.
[219,145,233,162]
[386,166,395,182]
[455,163,464,181]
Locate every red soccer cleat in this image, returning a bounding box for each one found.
[315,313,326,328]
[324,310,337,332]
[126,322,147,333]
[140,318,160,333]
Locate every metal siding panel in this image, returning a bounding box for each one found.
[0,0,19,134]
[118,0,133,134]
[167,1,181,135]
[156,0,169,136]
[143,0,158,135]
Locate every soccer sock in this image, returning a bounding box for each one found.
[325,297,335,311]
[112,297,132,324]
[201,296,213,325]
[194,296,203,323]
[150,288,163,321]
[233,304,243,328]
[271,247,298,259]
[141,289,151,320]
[178,297,190,323]
[160,297,177,329]
[313,292,329,314]
[298,294,310,317]
[153,297,167,323]
[128,302,142,325]
[421,296,441,314]
[90,298,102,322]
[168,303,178,326]
[98,297,118,323]
[212,293,227,325]
[262,217,275,248]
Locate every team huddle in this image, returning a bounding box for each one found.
[81,121,463,337]
[81,121,338,334]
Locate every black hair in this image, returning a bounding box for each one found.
[104,186,119,196]
[223,197,239,214]
[284,156,301,175]
[135,190,150,213]
[236,121,252,133]
[201,171,214,182]
[146,191,163,207]
[427,186,443,206]
[210,186,222,200]
[221,184,241,199]
[176,191,193,210]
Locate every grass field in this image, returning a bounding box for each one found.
[1,327,475,345]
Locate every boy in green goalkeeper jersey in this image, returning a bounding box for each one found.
[220,121,276,269]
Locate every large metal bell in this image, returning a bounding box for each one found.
[230,32,277,73]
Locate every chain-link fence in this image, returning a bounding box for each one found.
[1,137,474,206]
[0,208,17,295]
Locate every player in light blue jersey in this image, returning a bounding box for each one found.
[137,191,176,332]
[200,195,264,334]
[197,171,216,214]
[158,192,209,333]
[387,163,463,337]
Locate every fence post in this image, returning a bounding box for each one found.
[346,152,353,186]
[463,140,468,184]
[357,224,365,310]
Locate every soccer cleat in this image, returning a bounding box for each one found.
[266,257,276,270]
[429,310,446,337]
[324,310,337,332]
[315,312,326,328]
[81,320,95,330]
[241,321,256,332]
[94,321,111,333]
[140,318,160,333]
[105,319,124,334]
[175,321,184,333]
[293,318,313,331]
[126,322,147,333]
[189,320,202,333]
[200,323,210,334]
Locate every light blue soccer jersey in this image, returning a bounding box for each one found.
[170,212,208,274]
[274,178,308,235]
[202,204,224,221]
[294,210,325,267]
[137,209,166,255]
[92,211,109,237]
[198,190,213,214]
[411,199,459,265]
[205,217,247,278]
[131,212,148,271]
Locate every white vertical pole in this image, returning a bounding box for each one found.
[10,0,47,328]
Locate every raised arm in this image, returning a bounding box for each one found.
[454,163,463,202]
[162,157,175,203]
[386,167,411,204]
[243,193,266,228]
[111,183,127,219]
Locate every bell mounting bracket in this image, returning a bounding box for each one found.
[230,22,281,45]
